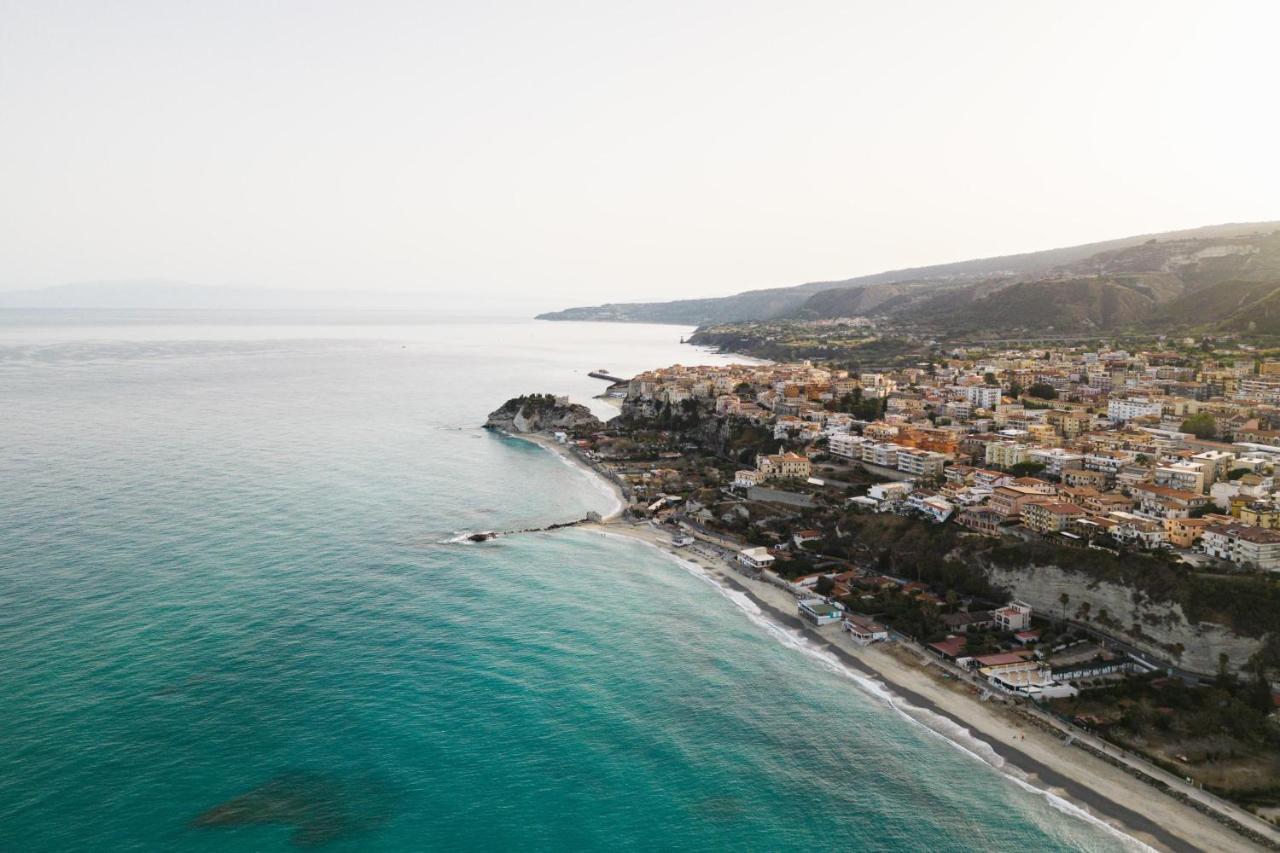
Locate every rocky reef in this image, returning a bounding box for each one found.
[483,394,603,435]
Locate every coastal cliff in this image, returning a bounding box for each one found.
[484,394,604,435]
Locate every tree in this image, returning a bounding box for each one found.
[1180,412,1216,439]
[814,574,835,596]
[1008,382,1023,399]
[1027,382,1058,400]
[1007,461,1047,478]
[1059,592,1070,623]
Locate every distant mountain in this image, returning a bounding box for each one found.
[537,222,1280,332]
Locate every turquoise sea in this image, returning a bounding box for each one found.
[0,311,1138,851]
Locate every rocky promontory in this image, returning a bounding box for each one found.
[484,394,604,435]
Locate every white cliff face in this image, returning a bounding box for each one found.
[983,563,1262,674]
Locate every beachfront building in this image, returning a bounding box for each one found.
[737,547,775,570]
[798,598,843,626]
[843,614,889,643]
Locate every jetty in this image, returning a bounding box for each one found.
[587,370,627,383]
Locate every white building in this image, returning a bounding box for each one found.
[862,442,901,468]
[828,432,867,460]
[1107,397,1163,423]
[905,493,955,523]
[896,448,947,480]
[737,547,775,570]
[798,598,843,626]
[843,614,889,643]
[1028,448,1084,477]
[964,385,1002,410]
[1200,524,1280,571]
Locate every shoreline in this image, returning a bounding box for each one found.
[577,518,1273,853]
[505,431,627,521]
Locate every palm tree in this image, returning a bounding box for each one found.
[1058,592,1070,624]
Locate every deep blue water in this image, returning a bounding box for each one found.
[0,312,1134,851]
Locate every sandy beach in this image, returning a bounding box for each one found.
[578,517,1276,853]
[508,432,628,520]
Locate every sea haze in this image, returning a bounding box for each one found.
[0,312,1132,851]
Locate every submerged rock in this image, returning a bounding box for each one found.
[190,770,396,846]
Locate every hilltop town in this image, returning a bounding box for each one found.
[497,341,1280,827]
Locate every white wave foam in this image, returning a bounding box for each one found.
[605,532,1156,852]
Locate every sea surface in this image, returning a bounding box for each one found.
[0,310,1137,851]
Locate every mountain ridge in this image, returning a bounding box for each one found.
[537,221,1280,331]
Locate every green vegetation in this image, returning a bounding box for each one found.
[1049,673,1280,806]
[1180,412,1217,439]
[1027,382,1058,400]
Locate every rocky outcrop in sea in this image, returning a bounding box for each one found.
[483,394,603,435]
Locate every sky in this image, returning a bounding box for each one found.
[1,1,1278,313]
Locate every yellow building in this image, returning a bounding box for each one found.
[1164,517,1210,549]
[1238,503,1280,530]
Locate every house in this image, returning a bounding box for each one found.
[905,493,955,523]
[842,614,889,644]
[1164,517,1211,549]
[941,610,994,632]
[737,547,775,570]
[1063,468,1111,489]
[928,635,969,662]
[758,451,812,481]
[867,482,912,504]
[1107,511,1169,548]
[993,600,1032,631]
[734,469,764,488]
[798,598,843,626]
[1130,482,1208,520]
[792,529,823,549]
[989,485,1052,519]
[957,507,1004,537]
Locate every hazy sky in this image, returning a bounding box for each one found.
[1,1,1277,312]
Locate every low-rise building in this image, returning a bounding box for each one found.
[798,598,843,626]
[1201,524,1280,571]
[842,614,889,643]
[737,547,775,570]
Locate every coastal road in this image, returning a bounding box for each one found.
[906,645,1280,848]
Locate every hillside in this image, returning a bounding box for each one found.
[537,222,1280,333]
[896,229,1280,335]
